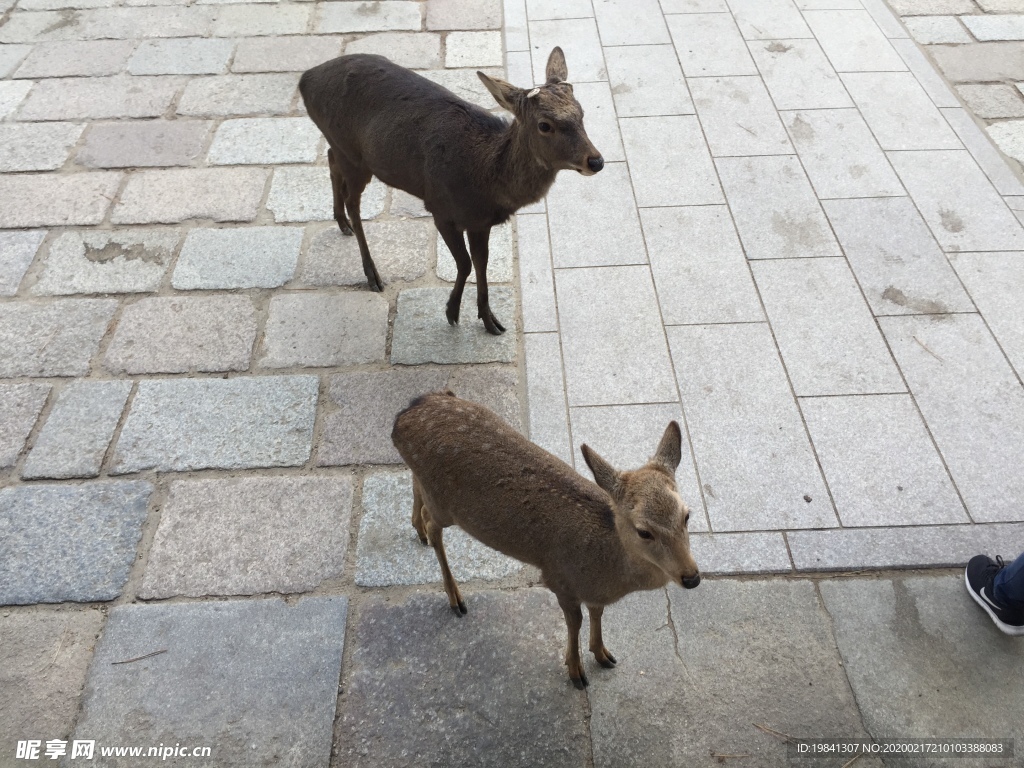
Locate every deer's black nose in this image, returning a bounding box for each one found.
[587,156,604,173]
[682,574,701,589]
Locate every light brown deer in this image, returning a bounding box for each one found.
[392,391,701,688]
[298,48,603,335]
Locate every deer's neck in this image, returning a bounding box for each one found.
[491,119,559,212]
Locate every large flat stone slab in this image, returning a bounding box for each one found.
[172,226,302,290]
[589,582,877,768]
[104,296,257,374]
[0,172,121,228]
[22,380,132,479]
[0,481,152,604]
[73,597,347,767]
[819,575,1024,760]
[950,251,1024,377]
[31,229,179,296]
[111,376,317,473]
[0,607,106,758]
[298,220,431,287]
[355,471,523,586]
[0,299,117,378]
[336,589,588,767]
[112,168,268,225]
[391,286,516,365]
[0,382,50,469]
[0,230,46,296]
[140,476,353,598]
[78,120,211,169]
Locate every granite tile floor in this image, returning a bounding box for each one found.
[3,0,1024,764]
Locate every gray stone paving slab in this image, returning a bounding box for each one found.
[0,299,117,378]
[841,72,961,150]
[666,12,758,77]
[752,258,906,395]
[505,0,529,49]
[16,75,184,120]
[860,0,910,37]
[0,172,121,228]
[172,227,300,290]
[517,214,557,333]
[823,197,975,315]
[336,589,588,768]
[419,67,504,108]
[667,324,837,531]
[22,381,131,479]
[987,119,1024,168]
[299,220,431,286]
[689,531,793,574]
[267,167,386,223]
[569,402,708,532]
[555,265,678,406]
[105,295,257,374]
[113,168,268,225]
[749,38,854,111]
[13,40,133,78]
[207,117,321,165]
[446,31,503,67]
[690,76,792,157]
[928,41,1024,82]
[73,597,346,768]
[259,291,388,368]
[728,0,814,39]
[526,0,593,20]
[528,17,606,82]
[177,72,299,116]
[889,0,974,11]
[881,314,1024,523]
[594,0,670,45]
[949,252,1024,378]
[210,2,311,36]
[231,35,343,73]
[447,365,523,429]
[589,583,875,768]
[890,37,960,108]
[140,476,353,598]
[790,523,1024,570]
[0,608,105,762]
[801,394,967,527]
[317,0,422,33]
[0,383,50,469]
[0,44,31,78]
[571,81,625,162]
[546,163,646,267]
[961,14,1024,41]
[111,376,317,473]
[30,6,214,40]
[32,228,178,295]
[77,119,211,168]
[355,470,523,587]
[640,205,763,325]
[604,44,693,117]
[428,0,501,28]
[714,155,841,259]
[803,9,907,72]
[957,84,1024,119]
[819,575,1024,758]
[391,286,517,364]
[0,230,45,297]
[318,368,449,466]
[781,109,904,198]
[0,81,31,119]
[904,14,972,43]
[344,31,442,69]
[887,150,1024,252]
[436,223,513,283]
[0,122,84,171]
[389,188,430,218]
[0,481,152,604]
[524,332,573,465]
[127,37,232,74]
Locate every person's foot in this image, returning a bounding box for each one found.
[965,555,1024,637]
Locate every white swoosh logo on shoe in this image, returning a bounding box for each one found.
[980,587,1003,611]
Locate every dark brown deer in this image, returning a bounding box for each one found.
[299,48,603,335]
[392,391,701,688]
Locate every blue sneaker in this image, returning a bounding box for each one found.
[965,555,1024,637]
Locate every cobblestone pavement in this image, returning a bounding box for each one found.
[2,0,1024,765]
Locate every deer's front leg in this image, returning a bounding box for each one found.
[436,219,471,327]
[557,594,587,688]
[587,604,617,668]
[468,229,505,335]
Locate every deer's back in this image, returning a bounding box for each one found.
[392,393,622,576]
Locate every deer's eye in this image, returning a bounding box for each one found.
[538,121,553,134]
[636,528,654,540]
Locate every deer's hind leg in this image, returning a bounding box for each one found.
[332,150,383,292]
[411,476,428,546]
[436,218,471,327]
[327,148,353,236]
[423,513,467,615]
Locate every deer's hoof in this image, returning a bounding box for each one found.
[597,656,616,669]
[366,273,384,293]
[446,304,461,327]
[571,674,589,690]
[481,312,506,335]
[451,600,467,616]
[340,224,354,236]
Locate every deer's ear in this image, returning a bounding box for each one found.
[652,421,682,475]
[478,72,521,111]
[546,46,568,84]
[582,444,621,497]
